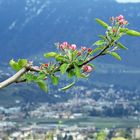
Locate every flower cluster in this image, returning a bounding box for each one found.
[59,42,92,54]
[111,15,128,26]
[59,42,77,51]
[40,63,49,69]
[58,42,94,73]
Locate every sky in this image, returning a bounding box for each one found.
[116,0,140,3]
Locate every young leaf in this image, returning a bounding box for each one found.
[95,18,109,29]
[37,80,48,92]
[60,81,76,91]
[51,75,59,85]
[110,52,122,61]
[37,72,46,80]
[74,64,81,78]
[60,63,69,74]
[126,30,140,36]
[117,42,128,50]
[88,63,96,69]
[93,40,105,46]
[119,28,128,33]
[18,59,28,68]
[55,55,65,62]
[98,35,107,40]
[91,46,104,54]
[9,59,20,71]
[44,52,58,58]
[67,50,73,61]
[72,50,78,60]
[67,70,75,78]
[80,73,89,78]
[25,73,38,82]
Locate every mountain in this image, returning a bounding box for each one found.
[0,0,140,67]
[0,0,140,105]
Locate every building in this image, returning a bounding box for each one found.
[132,128,140,139]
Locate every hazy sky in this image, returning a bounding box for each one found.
[116,0,140,3]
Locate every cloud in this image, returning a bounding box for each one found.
[116,0,140,3]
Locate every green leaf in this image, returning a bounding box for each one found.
[51,75,59,85]
[37,72,46,80]
[120,28,128,33]
[98,35,107,40]
[117,42,128,50]
[80,73,89,78]
[126,30,140,36]
[44,52,58,58]
[95,18,109,29]
[37,80,48,92]
[67,50,73,61]
[55,55,65,62]
[18,59,28,68]
[74,64,81,78]
[110,52,122,61]
[67,70,75,78]
[91,46,104,54]
[88,63,96,69]
[60,63,69,74]
[72,50,78,59]
[93,40,105,46]
[60,81,76,91]
[77,60,84,66]
[9,59,28,71]
[9,59,20,71]
[25,73,38,82]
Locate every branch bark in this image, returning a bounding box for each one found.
[0,65,40,89]
[0,67,27,89]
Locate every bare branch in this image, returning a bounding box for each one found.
[0,67,27,89]
[0,65,41,89]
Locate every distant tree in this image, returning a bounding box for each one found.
[0,15,140,92]
[111,137,127,140]
[96,130,108,140]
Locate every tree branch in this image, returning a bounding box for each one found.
[0,67,27,89]
[0,65,40,89]
[80,41,113,66]
[0,40,113,89]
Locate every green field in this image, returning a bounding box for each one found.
[24,116,140,128]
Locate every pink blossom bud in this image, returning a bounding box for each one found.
[82,65,93,73]
[112,29,117,33]
[123,20,128,25]
[63,41,68,46]
[69,44,77,51]
[59,44,66,50]
[81,47,86,51]
[77,51,82,56]
[119,19,124,25]
[117,15,124,21]
[110,17,115,22]
[88,48,92,53]
[44,63,49,67]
